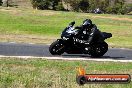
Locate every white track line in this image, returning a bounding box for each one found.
[0,55,132,62]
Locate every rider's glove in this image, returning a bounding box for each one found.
[75,26,82,29]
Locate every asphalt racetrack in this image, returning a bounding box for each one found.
[0,42,132,62]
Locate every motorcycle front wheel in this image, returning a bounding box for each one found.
[49,40,65,55]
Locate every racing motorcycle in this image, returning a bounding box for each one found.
[49,21,112,57]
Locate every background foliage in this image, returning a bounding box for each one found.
[30,0,131,14]
[0,0,2,6]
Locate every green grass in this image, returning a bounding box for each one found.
[0,58,132,88]
[0,7,132,48]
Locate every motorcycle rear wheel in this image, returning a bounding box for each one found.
[90,42,108,57]
[49,40,65,55]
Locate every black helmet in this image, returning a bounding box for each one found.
[83,19,92,27]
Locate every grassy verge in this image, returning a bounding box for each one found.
[0,7,132,48]
[0,58,132,88]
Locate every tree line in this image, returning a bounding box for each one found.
[30,0,132,14]
[0,0,131,14]
[0,0,2,6]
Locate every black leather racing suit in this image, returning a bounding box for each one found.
[75,24,104,44]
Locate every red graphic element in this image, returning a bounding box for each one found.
[76,67,131,85]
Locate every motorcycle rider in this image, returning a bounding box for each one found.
[74,19,104,45]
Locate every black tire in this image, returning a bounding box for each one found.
[49,40,65,55]
[76,75,87,85]
[90,42,108,57]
